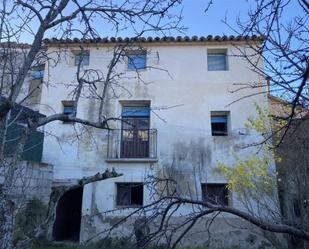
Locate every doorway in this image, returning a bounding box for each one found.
[52,187,83,241]
[121,105,150,158]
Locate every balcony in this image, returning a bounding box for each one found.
[106,129,157,162]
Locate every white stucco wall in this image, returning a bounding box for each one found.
[39,41,270,242]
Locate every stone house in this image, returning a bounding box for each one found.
[0,43,52,205]
[31,36,273,246]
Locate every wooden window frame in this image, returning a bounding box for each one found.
[201,183,229,206]
[116,182,144,208]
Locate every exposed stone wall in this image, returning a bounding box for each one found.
[21,161,53,204]
[0,160,53,204]
[80,215,278,249]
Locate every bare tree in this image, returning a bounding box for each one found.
[79,103,308,248]
[77,3,309,242]
[84,164,309,249]
[92,2,309,248]
[223,1,309,248]
[0,1,183,249]
[1,1,307,249]
[224,0,308,146]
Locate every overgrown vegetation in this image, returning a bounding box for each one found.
[28,238,242,249]
[13,199,47,246]
[216,105,283,248]
[28,237,166,249]
[217,105,278,200]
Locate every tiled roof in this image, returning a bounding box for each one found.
[0,42,32,48]
[43,35,264,45]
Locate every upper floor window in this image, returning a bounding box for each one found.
[116,182,143,207]
[28,65,45,106]
[74,50,90,66]
[31,64,45,80]
[62,100,76,123]
[211,111,229,136]
[201,183,228,206]
[121,103,150,158]
[127,50,147,70]
[30,64,45,80]
[207,49,228,71]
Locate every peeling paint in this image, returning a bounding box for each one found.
[40,44,273,247]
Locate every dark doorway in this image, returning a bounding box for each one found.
[53,187,83,241]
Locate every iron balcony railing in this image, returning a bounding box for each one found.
[107,129,157,159]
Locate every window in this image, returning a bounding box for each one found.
[207,49,227,71]
[127,50,146,70]
[211,112,229,136]
[116,183,143,207]
[62,100,76,123]
[121,103,150,158]
[28,65,44,105]
[74,51,90,66]
[201,183,228,206]
[30,65,44,80]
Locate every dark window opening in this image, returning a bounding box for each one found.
[121,104,150,158]
[201,183,228,206]
[211,113,228,136]
[116,183,143,207]
[53,187,83,241]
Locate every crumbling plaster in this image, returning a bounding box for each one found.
[39,42,270,244]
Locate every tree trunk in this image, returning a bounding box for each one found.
[134,217,150,249]
[0,189,15,249]
[15,169,122,249]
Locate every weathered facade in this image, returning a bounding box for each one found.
[0,99,52,204]
[36,36,274,247]
[268,96,309,249]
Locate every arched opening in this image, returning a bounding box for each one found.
[52,187,83,241]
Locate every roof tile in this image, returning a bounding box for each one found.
[43,35,264,45]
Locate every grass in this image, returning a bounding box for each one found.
[29,237,166,249]
[29,239,242,249]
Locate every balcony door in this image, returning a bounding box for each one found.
[121,106,150,158]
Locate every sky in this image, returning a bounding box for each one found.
[89,0,255,38]
[13,0,303,42]
[167,0,302,37]
[94,0,301,37]
[7,0,305,101]
[177,0,252,36]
